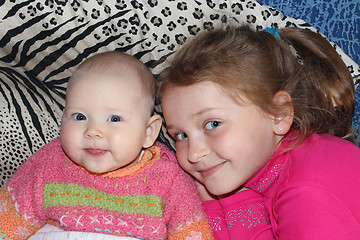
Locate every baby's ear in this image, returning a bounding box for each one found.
[271,91,294,136]
[143,114,162,148]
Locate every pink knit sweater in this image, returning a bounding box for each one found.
[0,138,214,240]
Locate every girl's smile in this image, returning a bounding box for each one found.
[198,161,227,178]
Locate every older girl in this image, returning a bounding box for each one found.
[160,25,360,239]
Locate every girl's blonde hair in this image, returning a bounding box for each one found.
[159,25,355,146]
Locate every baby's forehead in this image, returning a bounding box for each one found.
[67,69,144,100]
[71,63,141,83]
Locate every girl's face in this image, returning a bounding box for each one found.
[162,81,281,196]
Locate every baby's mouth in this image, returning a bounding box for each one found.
[85,148,108,157]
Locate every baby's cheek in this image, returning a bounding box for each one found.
[61,129,75,147]
[60,128,80,156]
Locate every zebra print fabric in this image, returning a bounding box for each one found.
[1,0,359,187]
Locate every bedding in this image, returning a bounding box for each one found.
[28,224,136,240]
[0,1,359,238]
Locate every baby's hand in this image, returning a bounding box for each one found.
[195,181,218,201]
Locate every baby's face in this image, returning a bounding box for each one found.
[60,70,150,174]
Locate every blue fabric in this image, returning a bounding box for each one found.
[257,0,359,66]
[257,0,360,142]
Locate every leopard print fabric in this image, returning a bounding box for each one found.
[0,0,359,187]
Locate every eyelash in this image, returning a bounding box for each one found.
[173,121,221,142]
[174,132,187,141]
[73,113,86,121]
[205,121,221,130]
[72,113,123,122]
[108,115,123,122]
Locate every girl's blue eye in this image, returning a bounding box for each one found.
[109,115,122,122]
[175,132,187,141]
[74,113,86,121]
[205,121,220,130]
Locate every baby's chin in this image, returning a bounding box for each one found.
[76,157,140,175]
[74,162,117,175]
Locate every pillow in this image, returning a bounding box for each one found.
[1,0,359,187]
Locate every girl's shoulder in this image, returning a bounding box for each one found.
[272,134,360,227]
[294,133,360,159]
[285,133,360,186]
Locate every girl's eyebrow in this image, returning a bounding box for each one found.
[191,107,221,118]
[166,107,222,130]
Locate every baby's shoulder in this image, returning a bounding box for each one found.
[23,138,65,166]
[148,142,193,180]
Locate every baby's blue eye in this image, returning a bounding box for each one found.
[205,121,220,130]
[109,115,122,122]
[74,113,86,121]
[175,132,187,141]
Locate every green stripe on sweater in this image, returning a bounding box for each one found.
[43,183,164,216]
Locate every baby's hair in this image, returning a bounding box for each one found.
[70,51,156,116]
[159,25,355,146]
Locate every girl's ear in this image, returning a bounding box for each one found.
[143,114,162,148]
[272,91,294,136]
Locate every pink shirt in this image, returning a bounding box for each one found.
[204,133,360,239]
[204,189,273,239]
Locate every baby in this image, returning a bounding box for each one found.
[0,51,213,240]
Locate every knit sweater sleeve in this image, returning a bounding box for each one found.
[203,190,274,240]
[0,139,60,239]
[158,146,214,240]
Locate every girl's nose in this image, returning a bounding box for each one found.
[84,123,104,138]
[187,138,209,163]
